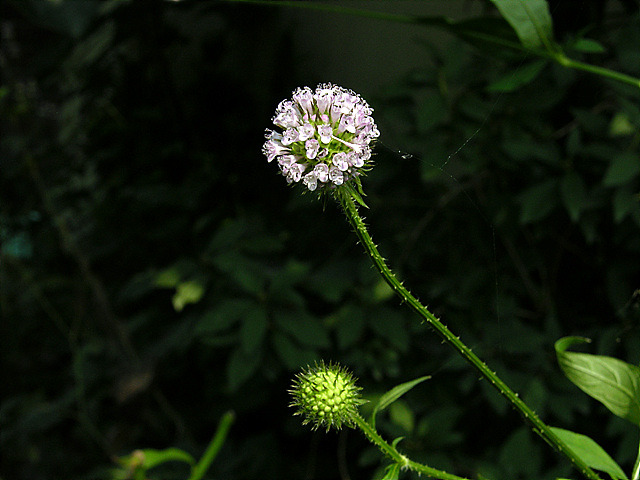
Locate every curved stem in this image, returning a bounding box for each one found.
[337,192,602,480]
[189,411,235,480]
[352,414,470,480]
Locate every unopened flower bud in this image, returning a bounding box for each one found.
[289,361,365,432]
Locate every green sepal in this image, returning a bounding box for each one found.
[381,462,401,480]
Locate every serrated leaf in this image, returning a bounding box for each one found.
[489,0,554,49]
[370,376,430,428]
[555,336,640,426]
[549,427,628,480]
[603,152,640,186]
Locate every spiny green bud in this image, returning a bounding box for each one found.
[289,361,366,432]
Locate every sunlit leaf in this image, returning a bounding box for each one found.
[549,428,628,480]
[140,448,195,469]
[555,337,640,426]
[370,376,430,428]
[488,0,554,49]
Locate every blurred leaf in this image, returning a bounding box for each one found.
[172,280,205,312]
[572,38,606,54]
[603,152,640,186]
[488,0,554,49]
[556,337,640,426]
[369,309,410,351]
[139,448,195,469]
[16,0,102,38]
[211,251,266,295]
[370,376,430,428]
[415,88,447,132]
[519,179,558,224]
[227,348,262,392]
[240,308,269,354]
[196,299,253,336]
[609,112,636,137]
[498,428,542,478]
[487,60,547,92]
[155,267,182,288]
[271,332,317,369]
[549,428,628,480]
[275,312,331,349]
[389,400,415,433]
[612,187,639,223]
[334,305,366,350]
[560,172,588,222]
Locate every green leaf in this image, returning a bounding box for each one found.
[271,332,317,369]
[519,179,558,224]
[172,280,205,312]
[549,428,628,480]
[227,348,262,392]
[488,0,554,49]
[196,299,252,336]
[275,312,331,348]
[555,337,640,426]
[370,376,430,428]
[140,448,195,469]
[381,463,401,480]
[560,172,588,222]
[488,60,547,92]
[572,38,606,54]
[603,152,640,186]
[389,400,415,433]
[609,112,636,137]
[240,308,269,354]
[613,187,639,223]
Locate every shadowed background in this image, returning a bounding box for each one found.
[1,1,639,479]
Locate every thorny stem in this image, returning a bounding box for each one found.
[352,414,470,480]
[337,192,603,480]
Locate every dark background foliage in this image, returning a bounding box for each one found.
[1,1,639,479]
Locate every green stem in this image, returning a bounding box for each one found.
[554,53,640,90]
[631,435,640,480]
[337,192,602,480]
[352,414,469,480]
[188,410,235,480]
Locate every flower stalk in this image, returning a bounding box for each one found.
[336,190,603,480]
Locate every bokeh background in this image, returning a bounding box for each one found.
[1,1,639,479]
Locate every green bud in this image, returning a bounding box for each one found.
[289,361,365,432]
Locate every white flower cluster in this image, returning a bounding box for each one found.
[263,83,379,191]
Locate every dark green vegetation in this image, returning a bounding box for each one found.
[1,1,639,479]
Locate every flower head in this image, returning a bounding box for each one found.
[263,84,379,193]
[289,361,365,432]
